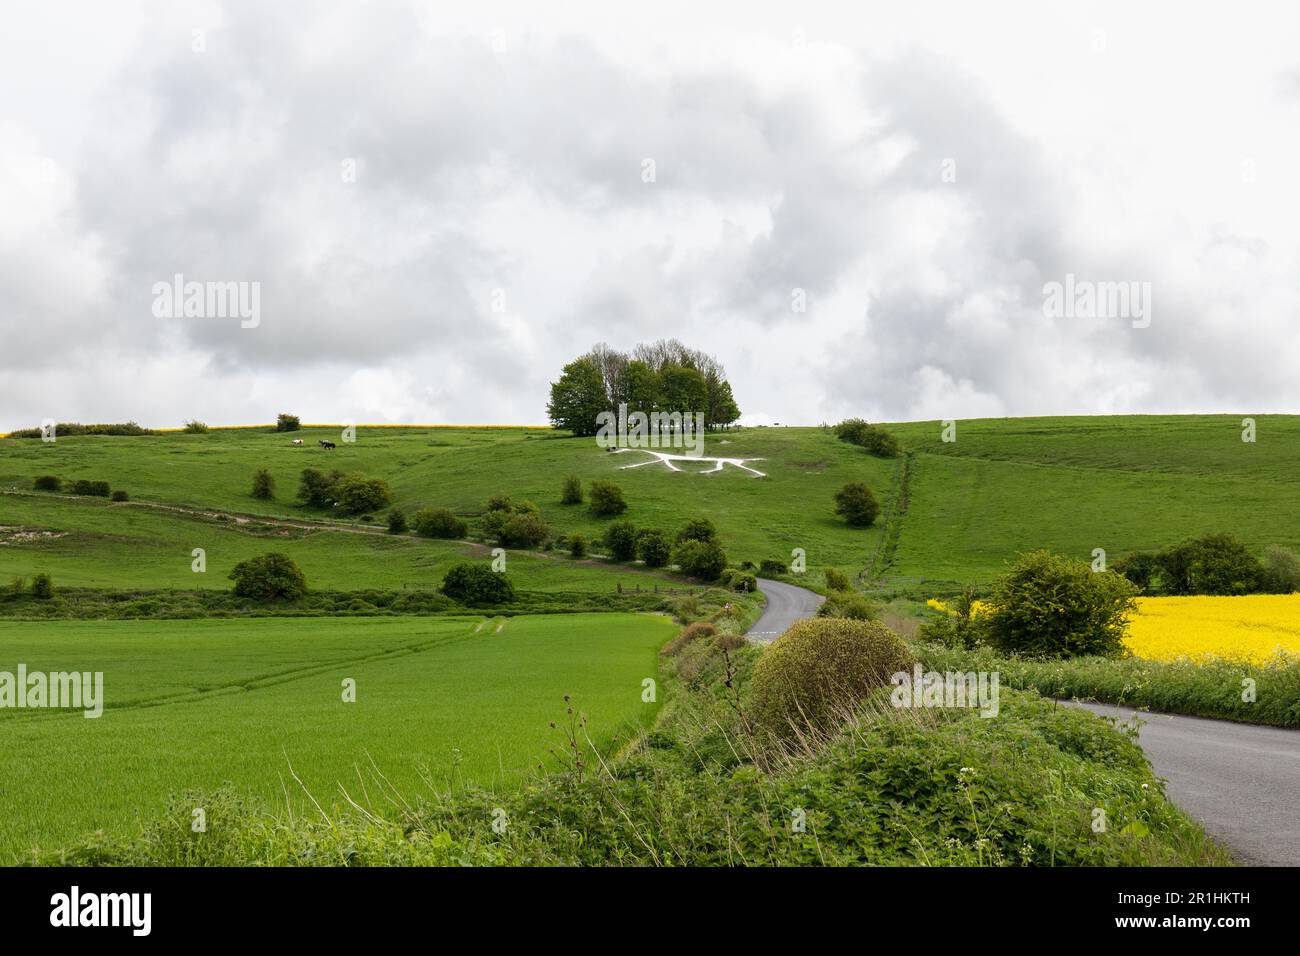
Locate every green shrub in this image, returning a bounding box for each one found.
[823,567,851,592]
[675,517,719,545]
[817,592,878,620]
[333,474,392,515]
[251,469,275,500]
[560,476,583,505]
[71,479,111,497]
[110,490,129,502]
[661,621,718,656]
[182,420,209,433]
[1261,545,1300,594]
[228,553,307,601]
[834,482,879,527]
[33,475,61,492]
[918,590,984,649]
[441,563,515,606]
[637,529,671,568]
[1112,552,1159,592]
[412,507,466,539]
[498,512,551,548]
[833,419,900,457]
[386,509,408,534]
[588,480,627,517]
[672,540,727,580]
[759,558,787,576]
[275,413,301,432]
[30,573,54,600]
[1155,533,1263,596]
[750,618,914,737]
[605,521,638,562]
[984,550,1137,659]
[569,534,588,558]
[297,468,337,508]
[727,570,758,592]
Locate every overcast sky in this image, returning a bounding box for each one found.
[3,0,1298,429]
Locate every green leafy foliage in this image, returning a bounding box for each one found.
[833,482,879,527]
[984,551,1136,659]
[228,553,307,602]
[440,563,515,606]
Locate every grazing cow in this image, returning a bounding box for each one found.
[291,439,304,445]
[319,439,336,450]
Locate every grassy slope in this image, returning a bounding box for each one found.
[1,425,897,578]
[885,415,1300,584]
[6,415,1296,588]
[0,612,674,861]
[0,493,679,594]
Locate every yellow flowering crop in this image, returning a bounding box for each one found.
[1123,595,1300,666]
[928,593,1300,667]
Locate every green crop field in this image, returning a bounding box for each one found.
[0,612,673,862]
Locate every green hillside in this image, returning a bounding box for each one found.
[4,415,1296,588]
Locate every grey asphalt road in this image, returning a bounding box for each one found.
[746,578,824,642]
[1067,701,1300,866]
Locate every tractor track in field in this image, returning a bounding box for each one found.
[0,623,487,722]
[862,450,914,585]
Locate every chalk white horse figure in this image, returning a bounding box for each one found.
[611,448,766,478]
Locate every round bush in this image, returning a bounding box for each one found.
[387,509,408,534]
[605,521,638,561]
[413,507,467,539]
[750,618,915,737]
[823,567,851,592]
[497,511,550,548]
[228,553,307,601]
[672,540,727,580]
[33,475,61,492]
[588,480,627,517]
[569,534,588,558]
[560,475,583,505]
[834,482,879,528]
[334,474,392,515]
[984,550,1137,658]
[110,489,129,502]
[30,573,55,600]
[441,562,515,606]
[637,529,671,568]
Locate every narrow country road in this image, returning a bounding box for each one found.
[1067,701,1300,866]
[746,578,824,642]
[740,580,1300,866]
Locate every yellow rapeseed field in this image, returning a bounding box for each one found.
[927,594,1300,666]
[1123,595,1300,666]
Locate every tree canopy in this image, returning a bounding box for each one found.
[547,339,741,436]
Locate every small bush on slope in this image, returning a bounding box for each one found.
[750,618,913,738]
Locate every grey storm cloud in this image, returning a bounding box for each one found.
[1,0,1297,429]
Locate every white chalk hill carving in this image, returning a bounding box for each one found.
[610,448,767,478]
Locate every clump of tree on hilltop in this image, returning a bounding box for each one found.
[547,340,741,436]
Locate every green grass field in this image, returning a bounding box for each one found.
[885,415,1300,583]
[0,612,674,862]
